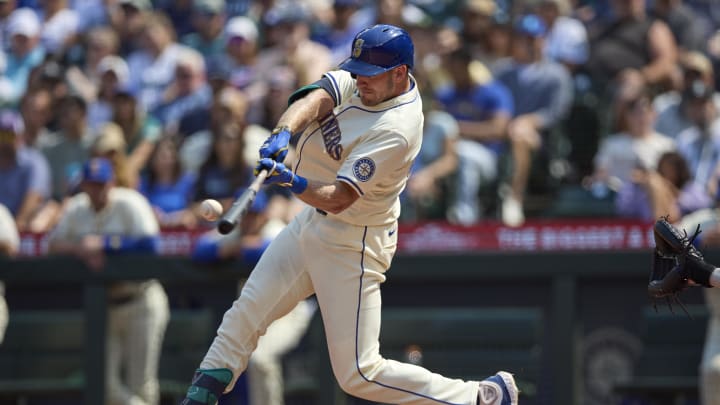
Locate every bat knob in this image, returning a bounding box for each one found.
[217,219,236,235]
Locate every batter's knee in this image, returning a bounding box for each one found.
[333,357,387,398]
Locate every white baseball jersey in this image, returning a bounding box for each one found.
[48,187,169,405]
[293,70,423,226]
[49,187,159,242]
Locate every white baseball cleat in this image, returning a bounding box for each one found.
[477,371,519,405]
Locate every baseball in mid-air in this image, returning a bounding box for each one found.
[200,199,223,221]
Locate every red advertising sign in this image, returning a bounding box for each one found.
[18,219,655,257]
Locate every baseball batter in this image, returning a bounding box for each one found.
[47,158,169,405]
[182,25,518,405]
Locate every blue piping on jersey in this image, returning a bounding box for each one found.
[353,227,464,405]
[326,73,341,106]
[337,92,419,115]
[294,91,418,180]
[337,176,364,196]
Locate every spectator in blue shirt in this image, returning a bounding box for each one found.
[435,48,514,225]
[0,109,50,231]
[495,14,573,226]
[192,122,253,214]
[149,47,212,133]
[139,136,198,229]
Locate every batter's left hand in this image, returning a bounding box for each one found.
[259,127,292,163]
[255,158,294,186]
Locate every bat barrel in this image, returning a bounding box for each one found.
[217,188,257,234]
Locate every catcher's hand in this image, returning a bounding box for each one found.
[648,217,704,315]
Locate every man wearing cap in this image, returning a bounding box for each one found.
[47,157,169,405]
[5,7,44,105]
[182,24,519,405]
[181,0,227,62]
[655,51,720,139]
[495,14,573,227]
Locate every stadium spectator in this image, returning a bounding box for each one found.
[588,0,678,90]
[0,202,18,344]
[126,11,189,112]
[5,7,44,105]
[191,122,253,220]
[64,26,120,105]
[257,65,297,132]
[109,0,151,56]
[180,86,266,174]
[536,0,589,70]
[615,151,711,222]
[0,109,50,231]
[457,0,503,71]
[495,14,573,226]
[435,48,513,225]
[213,15,266,123]
[156,0,195,38]
[257,2,332,87]
[676,80,720,189]
[590,86,676,199]
[402,110,459,222]
[111,90,161,177]
[652,0,711,53]
[313,0,372,67]
[139,135,198,229]
[46,157,169,405]
[86,55,130,132]
[19,88,53,148]
[149,47,212,133]
[655,52,720,139]
[91,121,138,189]
[37,0,79,59]
[41,94,91,201]
[0,0,17,51]
[180,0,227,62]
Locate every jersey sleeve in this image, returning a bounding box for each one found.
[288,70,356,107]
[318,70,356,107]
[336,131,410,197]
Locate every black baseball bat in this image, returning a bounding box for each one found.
[217,170,269,235]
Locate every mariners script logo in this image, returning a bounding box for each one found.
[352,38,364,58]
[319,113,343,160]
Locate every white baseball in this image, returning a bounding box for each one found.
[200,199,223,221]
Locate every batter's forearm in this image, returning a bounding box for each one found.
[276,89,335,134]
[295,179,359,215]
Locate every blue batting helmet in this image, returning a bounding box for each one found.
[338,24,414,77]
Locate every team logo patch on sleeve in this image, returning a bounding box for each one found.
[353,157,375,182]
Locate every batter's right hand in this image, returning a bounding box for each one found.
[259,126,292,163]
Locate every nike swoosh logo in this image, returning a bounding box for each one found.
[389,229,396,236]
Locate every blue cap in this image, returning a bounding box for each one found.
[338,24,414,77]
[514,14,546,37]
[82,158,114,183]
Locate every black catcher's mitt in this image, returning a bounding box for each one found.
[648,217,712,315]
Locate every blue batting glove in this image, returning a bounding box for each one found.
[254,158,308,194]
[259,126,292,163]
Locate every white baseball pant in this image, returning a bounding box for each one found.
[201,207,480,404]
[107,280,170,405]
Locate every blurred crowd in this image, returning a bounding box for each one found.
[4,0,720,237]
